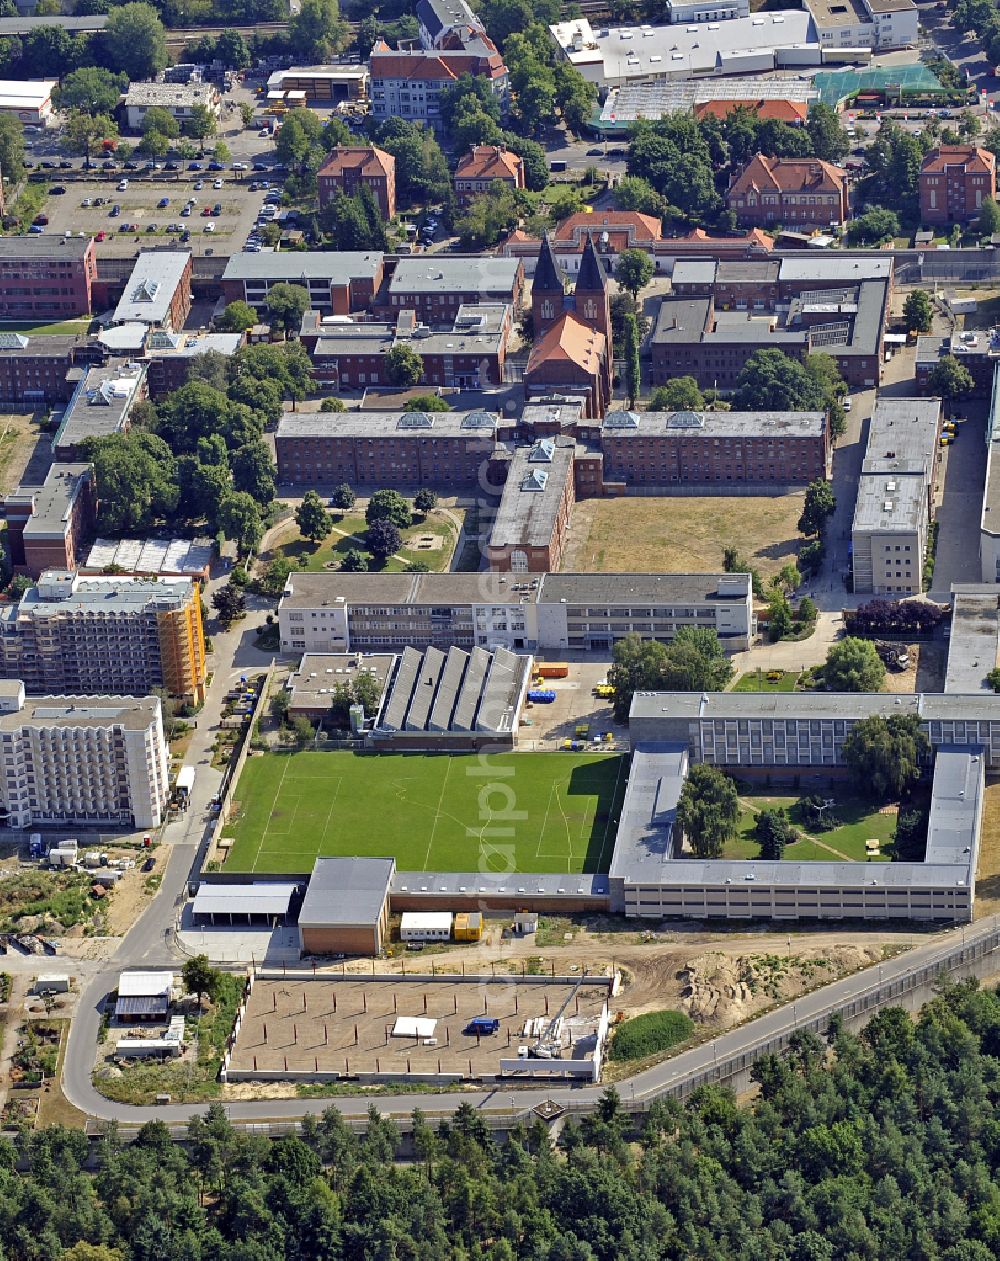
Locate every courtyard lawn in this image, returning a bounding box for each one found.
[0,319,95,336]
[732,670,800,693]
[222,750,628,875]
[719,791,895,862]
[268,509,462,574]
[560,494,805,579]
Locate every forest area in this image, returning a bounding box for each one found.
[2,981,1000,1260]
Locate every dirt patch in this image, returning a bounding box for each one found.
[0,412,47,497]
[102,858,163,937]
[561,494,805,578]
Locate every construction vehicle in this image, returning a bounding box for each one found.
[874,641,910,672]
[529,974,584,1058]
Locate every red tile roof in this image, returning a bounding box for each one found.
[693,99,809,125]
[455,145,524,182]
[526,313,606,375]
[554,210,662,245]
[729,154,847,197]
[920,144,996,176]
[370,46,506,83]
[318,146,395,180]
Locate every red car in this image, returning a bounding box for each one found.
[95,230,106,242]
[201,206,212,217]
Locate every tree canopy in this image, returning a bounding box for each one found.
[733,349,827,412]
[676,762,739,858]
[842,712,930,798]
[822,636,886,693]
[608,629,733,721]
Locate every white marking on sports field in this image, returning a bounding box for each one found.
[421,757,453,871]
[253,757,293,870]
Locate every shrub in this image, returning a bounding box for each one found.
[609,1009,695,1061]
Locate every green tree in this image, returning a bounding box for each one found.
[846,206,900,245]
[767,589,793,641]
[455,182,519,249]
[239,102,255,129]
[212,581,246,625]
[231,441,276,505]
[385,344,424,387]
[82,432,178,534]
[141,106,179,141]
[502,132,548,192]
[377,119,451,205]
[614,174,666,217]
[406,394,451,412]
[613,248,655,300]
[340,547,368,571]
[979,195,1000,237]
[186,103,217,155]
[182,954,222,1009]
[0,115,24,188]
[331,482,356,509]
[798,478,836,537]
[320,397,346,413]
[734,348,826,412]
[296,489,332,543]
[928,354,975,398]
[676,763,739,858]
[366,489,412,529]
[798,595,817,623]
[822,636,886,692]
[649,377,705,412]
[842,712,929,798]
[623,311,640,408]
[755,806,796,859]
[103,2,167,80]
[218,492,264,556]
[64,111,117,166]
[367,518,401,560]
[291,714,315,748]
[289,0,346,60]
[806,102,849,161]
[265,283,310,338]
[217,301,258,333]
[414,488,438,513]
[774,562,802,595]
[903,289,934,334]
[53,66,125,115]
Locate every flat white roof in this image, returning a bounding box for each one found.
[399,911,454,931]
[192,883,298,916]
[0,79,55,108]
[391,1016,437,1038]
[118,970,174,997]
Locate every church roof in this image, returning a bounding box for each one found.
[533,234,567,294]
[526,313,607,376]
[575,232,607,293]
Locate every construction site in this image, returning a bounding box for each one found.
[222,972,615,1085]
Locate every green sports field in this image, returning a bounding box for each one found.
[222,750,628,875]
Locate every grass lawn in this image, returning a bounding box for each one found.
[269,509,462,574]
[960,292,1000,331]
[0,411,44,496]
[222,750,628,875]
[562,494,804,578]
[0,319,95,336]
[732,670,800,693]
[719,790,894,862]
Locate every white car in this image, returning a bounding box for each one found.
[81,197,92,208]
[204,222,216,233]
[843,398,852,412]
[117,179,128,190]
[213,178,223,189]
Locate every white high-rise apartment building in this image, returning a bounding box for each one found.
[0,680,169,830]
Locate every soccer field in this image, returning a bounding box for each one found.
[222,750,628,875]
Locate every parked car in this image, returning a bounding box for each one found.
[146,222,158,232]
[157,196,170,208]
[181,205,191,216]
[201,206,213,216]
[164,161,179,171]
[208,161,224,171]
[188,162,202,171]
[180,229,190,243]
[28,224,43,233]
[49,185,66,195]
[213,178,223,188]
[193,180,204,190]
[252,161,267,171]
[212,203,222,215]
[204,222,216,233]
[32,213,48,226]
[118,179,129,190]
[95,230,106,241]
[110,203,120,217]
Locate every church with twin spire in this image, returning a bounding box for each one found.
[523,232,614,419]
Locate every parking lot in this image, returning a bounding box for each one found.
[519,660,628,751]
[34,174,269,259]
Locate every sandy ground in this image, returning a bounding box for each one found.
[976,780,1000,917]
[0,412,48,497]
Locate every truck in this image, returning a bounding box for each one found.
[465,1016,500,1036]
[174,765,195,808]
[874,641,910,672]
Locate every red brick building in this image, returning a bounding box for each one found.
[524,235,612,419]
[303,304,510,391]
[454,145,524,205]
[919,145,997,225]
[0,236,97,319]
[317,147,397,220]
[275,410,513,488]
[727,154,849,228]
[486,436,576,572]
[3,463,96,578]
[384,256,523,324]
[0,333,98,407]
[111,251,193,333]
[221,252,384,316]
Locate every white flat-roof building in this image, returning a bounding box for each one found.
[851,397,941,596]
[0,679,169,831]
[0,79,55,123]
[111,252,192,332]
[548,14,821,86]
[399,911,453,941]
[123,81,221,132]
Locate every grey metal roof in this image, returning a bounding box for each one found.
[671,260,717,287]
[609,742,687,882]
[112,252,190,327]
[779,255,892,282]
[651,297,712,343]
[924,746,984,866]
[392,870,610,898]
[853,469,926,533]
[223,251,383,284]
[539,572,752,606]
[0,694,161,733]
[299,857,395,927]
[489,438,575,550]
[192,883,299,917]
[609,409,827,439]
[16,464,91,541]
[0,235,91,260]
[862,396,941,474]
[53,361,145,453]
[945,587,1000,694]
[476,646,528,733]
[389,257,521,296]
[628,690,1000,721]
[276,410,507,440]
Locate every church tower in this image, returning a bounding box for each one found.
[573,232,612,355]
[532,234,568,339]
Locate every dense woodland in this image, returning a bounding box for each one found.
[3,982,1000,1259]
